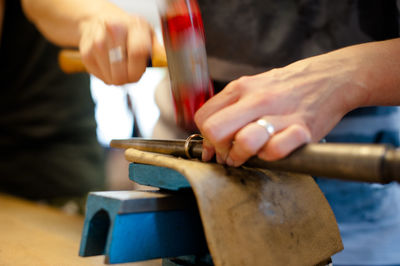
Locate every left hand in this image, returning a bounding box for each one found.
[195,49,366,166]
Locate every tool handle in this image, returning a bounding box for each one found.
[243,143,400,184]
[58,50,86,73]
[58,47,167,73]
[190,142,400,183]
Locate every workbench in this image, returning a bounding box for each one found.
[0,193,161,266]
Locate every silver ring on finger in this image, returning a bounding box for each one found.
[256,118,275,137]
[108,46,124,63]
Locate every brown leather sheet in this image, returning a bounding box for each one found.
[125,148,343,266]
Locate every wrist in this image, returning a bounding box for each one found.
[344,39,400,108]
[326,44,374,114]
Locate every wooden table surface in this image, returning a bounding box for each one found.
[0,193,161,266]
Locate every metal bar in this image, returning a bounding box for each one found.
[110,138,400,184]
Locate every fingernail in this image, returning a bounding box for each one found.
[202,149,209,161]
[226,157,234,166]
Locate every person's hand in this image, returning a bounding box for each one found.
[195,49,366,166]
[79,13,159,85]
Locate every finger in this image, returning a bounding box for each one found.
[80,41,103,79]
[215,145,231,165]
[126,17,152,83]
[82,58,104,82]
[195,79,242,127]
[258,124,311,161]
[201,138,215,161]
[226,118,281,167]
[92,20,112,84]
[80,21,107,81]
[197,93,272,164]
[105,21,129,85]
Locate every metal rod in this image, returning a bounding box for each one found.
[110,138,400,184]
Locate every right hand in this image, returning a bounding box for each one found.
[79,13,160,85]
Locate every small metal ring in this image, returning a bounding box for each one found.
[108,46,124,63]
[184,134,203,159]
[256,119,275,136]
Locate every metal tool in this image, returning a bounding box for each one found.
[59,0,213,131]
[158,0,214,131]
[110,137,400,184]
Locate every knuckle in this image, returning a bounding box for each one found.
[128,67,146,83]
[251,93,273,108]
[237,75,250,84]
[291,124,312,143]
[228,151,247,166]
[103,79,112,86]
[106,20,124,32]
[268,67,279,77]
[130,15,147,25]
[112,71,128,85]
[112,78,126,86]
[129,76,140,83]
[231,76,250,93]
[93,40,106,53]
[194,112,203,128]
[128,48,148,61]
[220,80,242,100]
[234,133,258,156]
[202,120,223,144]
[267,142,287,160]
[81,52,94,66]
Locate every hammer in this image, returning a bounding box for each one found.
[59,0,213,132]
[58,46,168,73]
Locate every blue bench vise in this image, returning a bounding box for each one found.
[79,163,209,264]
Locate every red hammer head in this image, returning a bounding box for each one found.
[159,0,214,132]
[58,0,214,132]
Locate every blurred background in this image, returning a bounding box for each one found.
[92,0,167,190]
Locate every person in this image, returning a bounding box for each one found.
[154,1,400,265]
[0,0,155,206]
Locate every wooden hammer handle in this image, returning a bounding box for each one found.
[58,47,167,73]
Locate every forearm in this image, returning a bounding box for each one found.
[21,0,127,46]
[195,37,400,164]
[329,38,400,109]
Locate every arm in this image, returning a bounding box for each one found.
[195,38,400,166]
[21,0,157,85]
[21,0,123,46]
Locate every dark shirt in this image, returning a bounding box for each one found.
[0,0,105,200]
[200,0,398,71]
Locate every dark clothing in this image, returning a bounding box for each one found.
[200,0,398,72]
[0,0,105,200]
